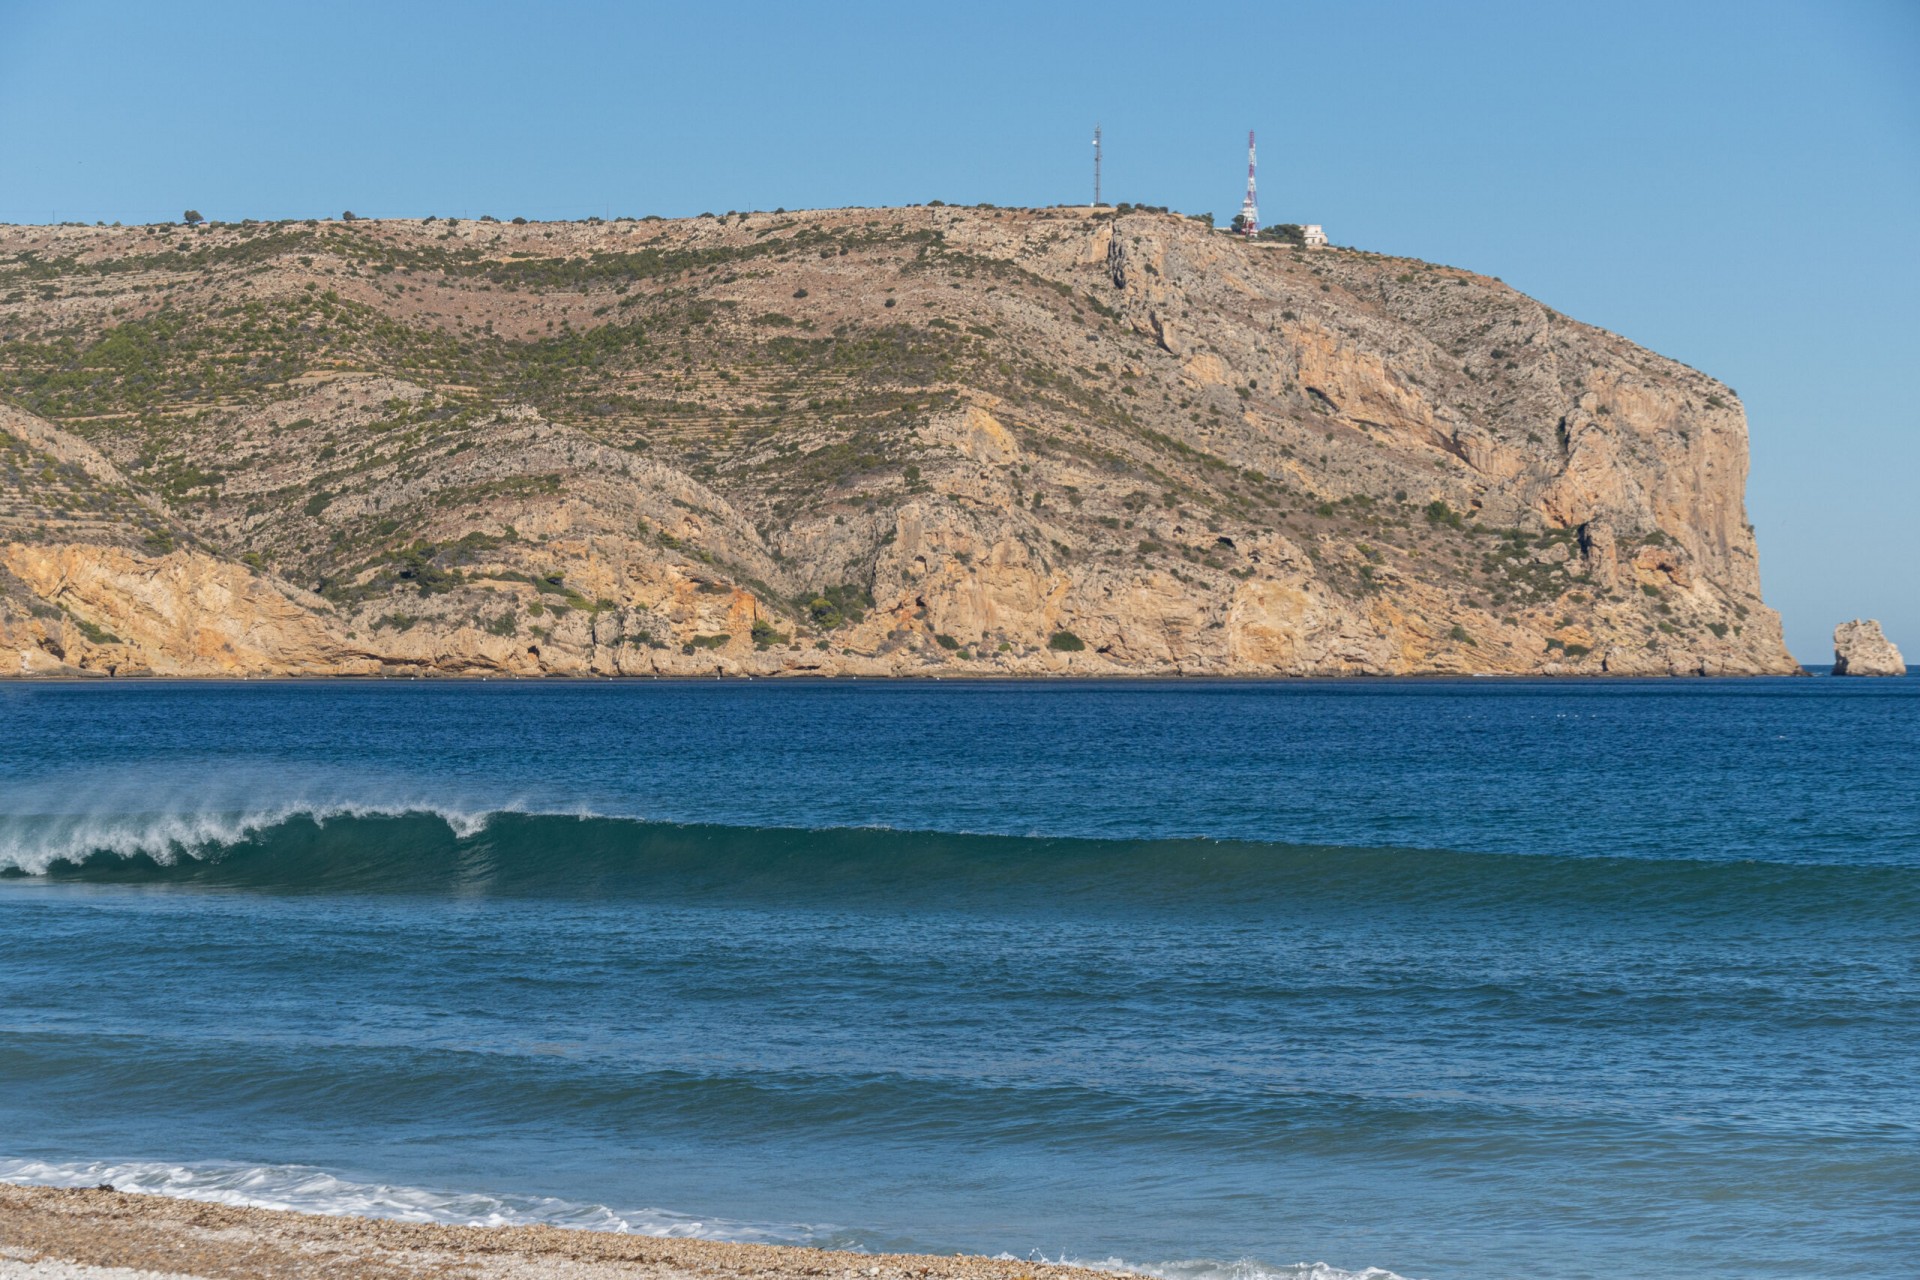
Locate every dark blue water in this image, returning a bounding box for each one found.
[1,679,1915,1280]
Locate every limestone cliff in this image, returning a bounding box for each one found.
[0,207,1796,676]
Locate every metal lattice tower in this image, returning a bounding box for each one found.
[1092,124,1103,206]
[1239,130,1259,236]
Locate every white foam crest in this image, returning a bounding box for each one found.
[1032,1257,1415,1280]
[0,1158,823,1243]
[0,801,501,875]
[0,761,563,874]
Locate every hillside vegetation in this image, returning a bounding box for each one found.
[0,206,1794,675]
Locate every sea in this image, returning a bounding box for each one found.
[0,677,1914,1280]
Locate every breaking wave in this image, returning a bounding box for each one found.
[0,802,499,876]
[1,803,1913,924]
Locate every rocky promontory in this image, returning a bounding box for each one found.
[1832,619,1905,676]
[0,206,1797,676]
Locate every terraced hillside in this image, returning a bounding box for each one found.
[0,206,1795,675]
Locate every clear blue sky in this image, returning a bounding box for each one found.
[2,0,1914,660]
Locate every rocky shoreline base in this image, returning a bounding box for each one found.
[0,1186,1113,1280]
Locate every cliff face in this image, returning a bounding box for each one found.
[0,207,1794,677]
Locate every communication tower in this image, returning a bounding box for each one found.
[1239,130,1259,236]
[1093,124,1103,206]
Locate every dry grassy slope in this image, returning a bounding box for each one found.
[0,205,1796,676]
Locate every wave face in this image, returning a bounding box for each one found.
[2,679,1917,1280]
[6,808,1917,930]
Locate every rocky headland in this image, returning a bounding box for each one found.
[0,206,1797,676]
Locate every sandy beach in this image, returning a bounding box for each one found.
[0,1186,1118,1280]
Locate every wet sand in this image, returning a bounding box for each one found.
[0,1185,1115,1280]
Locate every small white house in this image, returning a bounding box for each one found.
[1302,224,1329,247]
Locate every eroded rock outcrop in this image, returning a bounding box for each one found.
[1832,619,1905,677]
[2,543,378,676]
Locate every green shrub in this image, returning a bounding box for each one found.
[1048,630,1085,652]
[1448,623,1474,645]
[934,633,960,650]
[750,619,787,648]
[804,584,871,629]
[71,615,122,645]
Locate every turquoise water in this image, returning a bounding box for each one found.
[0,679,1915,1279]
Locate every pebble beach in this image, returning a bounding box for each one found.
[0,1186,1119,1280]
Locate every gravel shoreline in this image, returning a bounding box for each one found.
[0,1185,1116,1280]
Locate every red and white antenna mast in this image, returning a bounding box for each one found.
[1092,123,1103,206]
[1239,130,1260,236]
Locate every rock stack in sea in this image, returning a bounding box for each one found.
[1832,619,1906,676]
